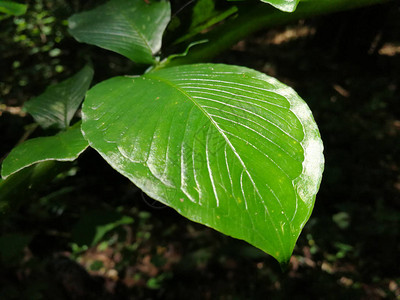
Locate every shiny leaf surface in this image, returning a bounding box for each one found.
[68,0,170,64]
[24,65,93,129]
[260,0,300,12]
[1,122,88,179]
[82,64,324,263]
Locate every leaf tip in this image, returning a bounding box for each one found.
[260,0,300,12]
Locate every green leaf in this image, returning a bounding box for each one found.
[259,0,300,12]
[1,122,88,179]
[191,0,216,28]
[24,65,93,130]
[0,1,27,16]
[82,64,324,263]
[72,210,134,246]
[68,0,171,64]
[175,4,238,44]
[152,40,209,71]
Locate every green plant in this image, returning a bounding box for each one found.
[0,1,26,19]
[0,0,389,266]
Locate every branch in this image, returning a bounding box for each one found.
[167,0,392,66]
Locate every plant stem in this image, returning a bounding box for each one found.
[166,0,392,67]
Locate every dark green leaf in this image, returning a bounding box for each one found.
[191,0,216,28]
[1,122,88,179]
[68,0,171,64]
[81,64,324,263]
[259,0,300,12]
[72,210,134,246]
[24,65,93,129]
[174,0,238,45]
[0,1,27,16]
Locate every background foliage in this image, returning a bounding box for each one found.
[0,0,399,299]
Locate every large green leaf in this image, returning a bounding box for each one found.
[1,122,88,179]
[68,0,170,64]
[24,65,93,130]
[0,1,27,16]
[81,64,324,263]
[260,0,300,12]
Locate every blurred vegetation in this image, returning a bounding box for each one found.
[1,0,400,299]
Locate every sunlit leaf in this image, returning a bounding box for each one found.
[24,65,93,129]
[82,64,324,263]
[1,122,88,179]
[68,0,171,64]
[259,0,300,12]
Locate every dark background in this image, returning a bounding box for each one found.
[0,0,399,299]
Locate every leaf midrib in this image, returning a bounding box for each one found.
[144,73,287,253]
[111,2,152,54]
[145,73,250,174]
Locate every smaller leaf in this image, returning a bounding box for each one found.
[0,1,27,16]
[1,122,88,179]
[24,65,93,129]
[259,0,300,12]
[72,210,134,246]
[191,0,217,28]
[68,0,171,64]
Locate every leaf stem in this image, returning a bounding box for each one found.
[166,0,392,66]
